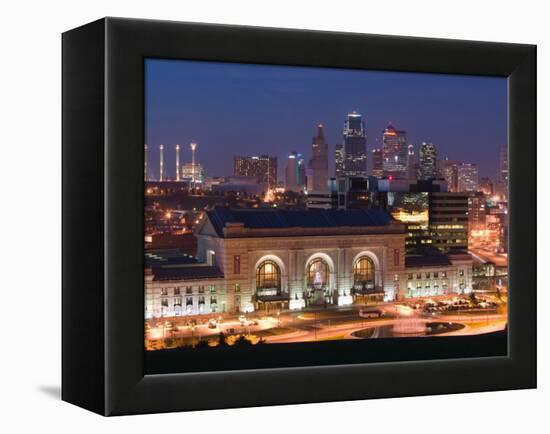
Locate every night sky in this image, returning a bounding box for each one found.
[145,58,507,181]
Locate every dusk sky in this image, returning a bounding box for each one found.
[145,58,507,181]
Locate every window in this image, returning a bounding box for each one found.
[407,273,413,280]
[459,269,465,277]
[425,272,431,279]
[160,288,168,296]
[442,271,447,278]
[174,287,180,295]
[416,281,422,289]
[394,274,399,282]
[186,297,193,306]
[256,260,281,293]
[425,282,430,288]
[185,286,192,294]
[174,296,182,306]
[209,285,216,293]
[233,255,241,275]
[198,285,204,294]
[353,256,375,290]
[198,296,205,305]
[161,298,168,307]
[234,283,240,292]
[416,273,421,279]
[307,258,329,290]
[210,296,217,305]
[433,272,439,278]
[394,249,400,266]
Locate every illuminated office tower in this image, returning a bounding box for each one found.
[285,151,306,192]
[443,159,459,192]
[406,144,416,181]
[335,144,344,177]
[457,163,479,192]
[372,148,383,178]
[382,124,407,178]
[175,144,180,181]
[429,192,469,253]
[234,155,277,187]
[144,144,148,181]
[310,124,329,191]
[418,142,438,180]
[159,144,164,182]
[342,112,367,177]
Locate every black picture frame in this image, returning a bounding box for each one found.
[62,17,536,416]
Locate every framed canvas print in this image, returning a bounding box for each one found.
[62,17,536,416]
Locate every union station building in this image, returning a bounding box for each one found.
[145,207,473,319]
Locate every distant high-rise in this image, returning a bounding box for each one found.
[175,144,181,181]
[382,124,407,178]
[285,151,306,192]
[342,112,367,177]
[372,148,383,178]
[498,144,508,199]
[311,124,329,191]
[144,144,148,181]
[443,159,459,192]
[159,144,164,182]
[234,155,277,187]
[457,163,479,192]
[406,144,416,181]
[335,144,344,177]
[418,142,438,180]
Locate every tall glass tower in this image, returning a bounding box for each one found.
[311,124,329,191]
[342,112,367,177]
[418,142,438,180]
[382,124,407,179]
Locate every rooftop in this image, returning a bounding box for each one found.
[145,249,198,267]
[152,265,224,281]
[205,206,395,238]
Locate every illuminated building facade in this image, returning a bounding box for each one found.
[181,162,204,184]
[311,124,329,191]
[479,177,493,196]
[418,142,438,180]
[468,192,487,232]
[429,192,469,252]
[382,124,407,178]
[372,148,383,178]
[233,155,277,188]
[285,151,306,192]
[457,163,479,192]
[406,144,416,181]
[335,144,344,177]
[342,112,367,177]
[443,159,459,192]
[145,207,473,319]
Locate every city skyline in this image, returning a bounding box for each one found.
[145,59,507,182]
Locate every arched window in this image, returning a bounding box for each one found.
[256,260,281,293]
[307,258,329,290]
[353,256,375,290]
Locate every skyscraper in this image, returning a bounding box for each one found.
[311,124,329,191]
[497,144,508,199]
[285,151,306,192]
[418,142,438,180]
[406,144,416,181]
[382,124,407,178]
[233,155,277,187]
[335,144,344,177]
[342,112,367,177]
[443,159,459,192]
[457,163,479,192]
[372,148,383,178]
